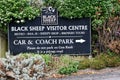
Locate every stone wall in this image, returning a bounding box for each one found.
[0,31,7,57]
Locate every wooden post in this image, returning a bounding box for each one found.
[0,31,7,58]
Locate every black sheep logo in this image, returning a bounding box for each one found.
[43,6,55,14]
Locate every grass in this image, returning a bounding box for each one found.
[90,58,106,70]
[19,53,120,75]
[78,59,90,69]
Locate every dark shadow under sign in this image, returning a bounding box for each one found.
[9,17,91,55]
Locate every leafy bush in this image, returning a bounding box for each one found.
[58,62,79,75]
[41,54,52,65]
[41,54,53,71]
[30,0,43,8]
[44,0,60,7]
[57,0,120,28]
[78,59,90,69]
[59,55,72,66]
[19,54,120,75]
[0,0,40,32]
[95,53,120,67]
[90,59,106,70]
[20,53,53,66]
[1,53,45,79]
[104,56,120,67]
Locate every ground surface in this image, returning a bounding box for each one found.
[48,67,120,80]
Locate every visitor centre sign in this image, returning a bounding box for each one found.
[9,7,91,55]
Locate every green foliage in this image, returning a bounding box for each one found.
[95,53,120,67]
[78,59,90,69]
[105,56,120,67]
[41,54,52,66]
[19,54,120,75]
[59,55,71,66]
[30,0,43,8]
[44,0,60,7]
[90,59,106,70]
[107,49,116,56]
[104,55,120,67]
[0,0,40,32]
[58,62,79,75]
[19,53,42,59]
[44,0,120,30]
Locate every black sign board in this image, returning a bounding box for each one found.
[9,17,91,55]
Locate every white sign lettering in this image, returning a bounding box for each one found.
[11,26,28,31]
[13,40,26,45]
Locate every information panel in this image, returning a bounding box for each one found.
[9,17,91,55]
